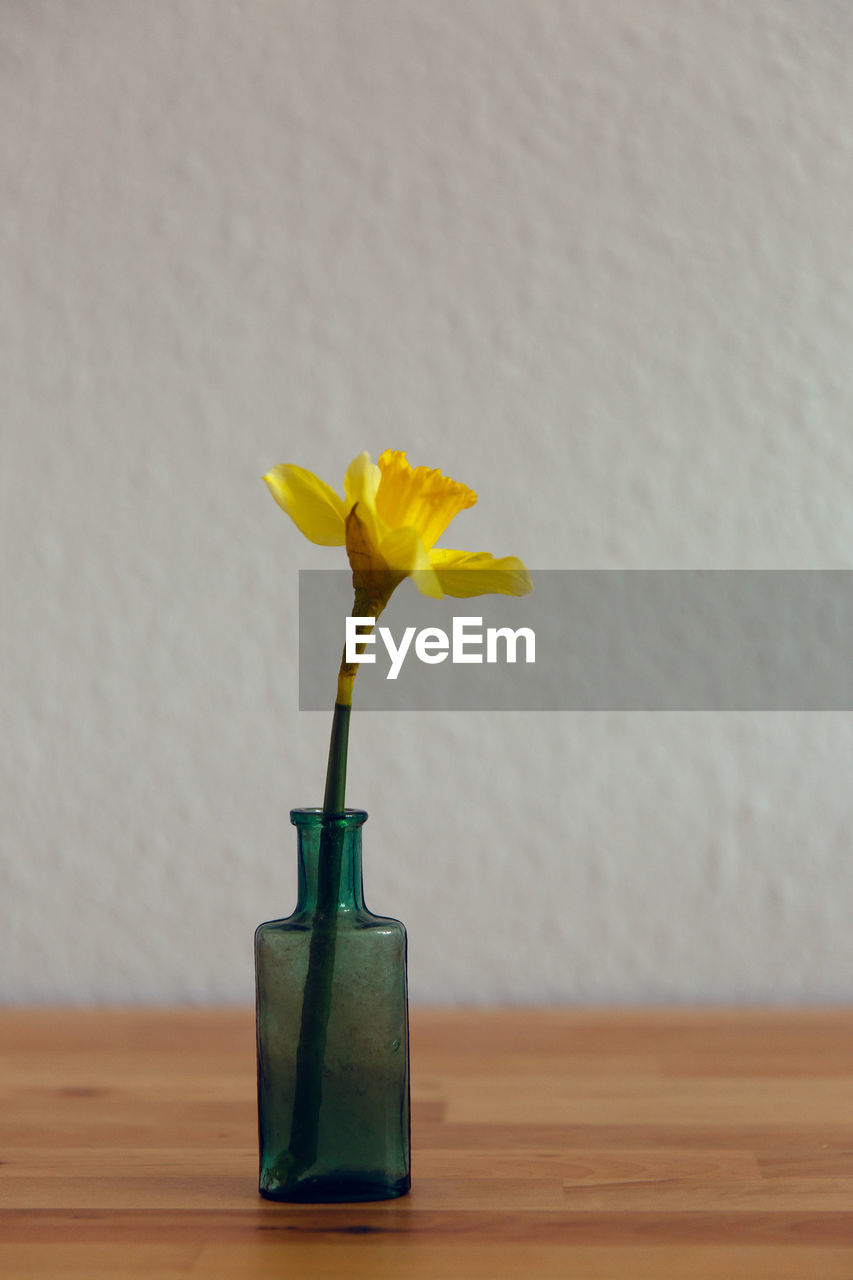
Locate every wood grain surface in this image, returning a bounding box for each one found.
[1,1007,852,1278]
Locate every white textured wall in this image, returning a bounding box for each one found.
[3,0,853,1004]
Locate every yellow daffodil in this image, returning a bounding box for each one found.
[264,450,532,616]
[260,449,533,1180]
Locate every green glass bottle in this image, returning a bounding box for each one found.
[255,808,411,1202]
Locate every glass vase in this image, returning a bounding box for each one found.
[254,808,411,1202]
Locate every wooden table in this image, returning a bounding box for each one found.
[1,1008,852,1278]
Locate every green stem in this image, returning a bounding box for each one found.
[286,699,352,1180]
[323,702,351,813]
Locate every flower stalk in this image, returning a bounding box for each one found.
[286,662,353,1178]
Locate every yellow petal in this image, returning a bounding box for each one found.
[428,548,532,597]
[263,465,346,546]
[343,451,384,549]
[344,451,381,513]
[380,526,443,598]
[376,450,477,550]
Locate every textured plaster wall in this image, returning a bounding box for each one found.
[3,0,853,1004]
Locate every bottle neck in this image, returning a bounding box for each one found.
[293,811,366,916]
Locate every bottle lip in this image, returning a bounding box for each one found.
[290,807,368,828]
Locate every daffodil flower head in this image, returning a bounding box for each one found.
[264,450,531,616]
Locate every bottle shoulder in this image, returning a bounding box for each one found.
[255,910,406,938]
